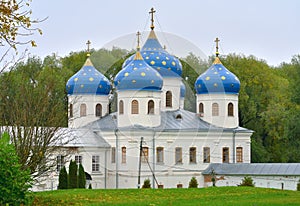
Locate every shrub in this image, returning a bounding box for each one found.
[58,166,68,189]
[0,133,32,205]
[188,177,198,188]
[239,176,255,187]
[88,183,92,189]
[297,179,300,191]
[142,179,151,188]
[68,160,78,188]
[78,163,86,188]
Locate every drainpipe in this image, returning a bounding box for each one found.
[232,129,236,164]
[152,132,156,189]
[115,129,119,188]
[105,149,107,189]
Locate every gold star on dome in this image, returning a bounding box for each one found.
[205,76,210,81]
[156,56,160,59]
[198,84,201,88]
[162,61,166,65]
[83,73,87,76]
[221,76,226,80]
[146,56,149,59]
[168,68,171,71]
[80,85,84,88]
[124,72,129,77]
[132,80,136,83]
[214,83,218,87]
[74,78,78,82]
[150,61,155,65]
[166,57,169,60]
[150,52,154,55]
[172,61,176,66]
[89,77,94,81]
[99,85,102,88]
[151,80,154,84]
[214,72,218,74]
[157,67,161,70]
[141,72,146,76]
[133,67,138,71]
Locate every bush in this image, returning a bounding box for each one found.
[58,166,68,189]
[88,183,92,189]
[78,163,86,188]
[68,160,78,188]
[188,177,198,188]
[142,179,151,188]
[239,176,255,187]
[0,133,32,205]
[297,179,300,191]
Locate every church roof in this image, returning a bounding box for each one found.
[56,128,111,148]
[114,51,163,91]
[202,163,300,176]
[195,57,240,94]
[83,109,252,133]
[66,58,111,95]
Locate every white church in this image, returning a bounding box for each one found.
[34,9,300,191]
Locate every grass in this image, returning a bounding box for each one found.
[32,186,300,206]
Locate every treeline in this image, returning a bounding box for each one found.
[0,47,299,163]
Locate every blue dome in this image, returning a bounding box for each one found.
[66,58,111,95]
[114,51,163,91]
[180,82,186,98]
[195,57,240,94]
[123,31,182,78]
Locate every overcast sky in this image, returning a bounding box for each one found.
[29,0,300,66]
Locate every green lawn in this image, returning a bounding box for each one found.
[32,187,300,206]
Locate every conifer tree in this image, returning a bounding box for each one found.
[188,177,198,188]
[58,166,68,189]
[78,163,86,188]
[68,160,78,189]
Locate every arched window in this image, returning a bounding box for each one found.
[212,103,219,116]
[69,104,73,118]
[228,103,234,116]
[119,100,124,115]
[80,104,86,117]
[166,91,172,107]
[199,103,204,114]
[148,100,154,114]
[131,100,139,114]
[95,104,102,117]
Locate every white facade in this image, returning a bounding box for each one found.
[160,78,182,111]
[68,95,109,128]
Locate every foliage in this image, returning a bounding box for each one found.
[0,55,72,179]
[33,187,300,205]
[88,184,92,189]
[58,166,68,190]
[142,179,151,188]
[78,163,86,189]
[68,160,78,189]
[0,132,32,205]
[188,177,198,188]
[239,176,255,187]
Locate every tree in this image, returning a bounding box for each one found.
[68,160,78,189]
[78,163,86,188]
[0,0,44,72]
[58,166,68,190]
[239,176,255,187]
[142,179,151,188]
[188,177,198,188]
[0,132,32,205]
[0,55,72,179]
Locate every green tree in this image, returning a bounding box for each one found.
[188,177,198,188]
[78,163,86,188]
[0,132,32,205]
[142,179,151,188]
[58,166,68,190]
[239,176,255,187]
[68,160,78,189]
[0,55,71,179]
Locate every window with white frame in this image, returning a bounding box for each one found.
[203,147,210,163]
[92,155,100,172]
[236,147,243,163]
[122,146,126,164]
[57,155,64,172]
[189,147,196,163]
[142,147,149,163]
[175,147,182,164]
[75,155,82,165]
[111,147,116,163]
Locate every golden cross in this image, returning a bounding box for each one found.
[86,40,91,56]
[149,7,156,30]
[214,37,220,57]
[136,31,141,49]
